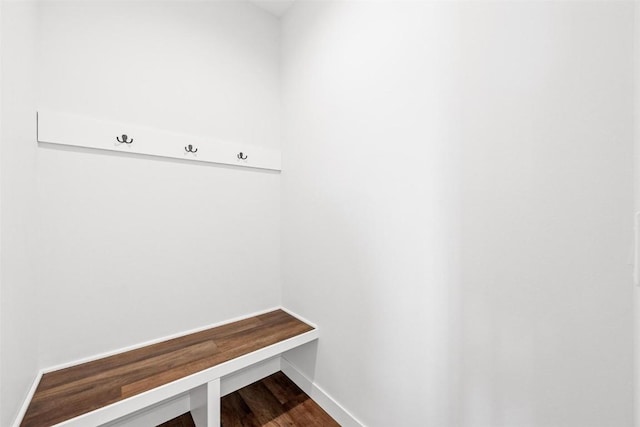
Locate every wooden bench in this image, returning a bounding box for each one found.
[20,309,317,427]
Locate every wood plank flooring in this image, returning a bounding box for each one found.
[222,371,340,427]
[21,310,314,427]
[158,413,196,427]
[161,372,340,427]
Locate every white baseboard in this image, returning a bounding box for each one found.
[12,370,43,427]
[280,357,365,427]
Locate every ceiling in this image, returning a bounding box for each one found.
[248,0,296,17]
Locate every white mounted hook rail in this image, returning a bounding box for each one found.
[37,110,281,171]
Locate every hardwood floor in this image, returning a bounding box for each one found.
[158,413,196,427]
[21,310,314,427]
[160,372,340,427]
[222,371,339,426]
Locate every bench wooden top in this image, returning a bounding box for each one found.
[21,310,314,427]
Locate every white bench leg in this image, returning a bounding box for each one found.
[190,378,220,427]
[207,378,221,427]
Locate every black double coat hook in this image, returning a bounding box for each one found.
[116,134,133,144]
[185,144,198,153]
[237,152,248,160]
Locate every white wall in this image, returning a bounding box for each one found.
[281,2,463,425]
[458,4,633,427]
[281,2,634,426]
[1,1,635,426]
[36,1,282,367]
[0,1,40,425]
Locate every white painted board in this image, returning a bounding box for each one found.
[37,110,281,171]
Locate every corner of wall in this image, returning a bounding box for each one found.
[0,1,41,425]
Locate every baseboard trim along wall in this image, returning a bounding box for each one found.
[280,357,365,427]
[12,371,43,427]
